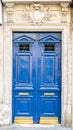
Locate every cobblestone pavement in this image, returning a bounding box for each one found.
[0,125,73,130]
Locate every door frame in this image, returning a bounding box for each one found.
[3,24,71,125]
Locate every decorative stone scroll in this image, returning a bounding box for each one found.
[5,3,15,22]
[60,3,69,23]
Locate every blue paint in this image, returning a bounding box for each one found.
[12,32,61,124]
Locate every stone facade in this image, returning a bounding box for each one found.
[0,0,72,127]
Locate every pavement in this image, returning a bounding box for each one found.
[0,125,73,130]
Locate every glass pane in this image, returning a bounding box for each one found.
[45,45,54,51]
[19,44,29,51]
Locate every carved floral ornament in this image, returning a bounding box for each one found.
[5,2,70,24]
[15,3,60,24]
[25,4,51,23]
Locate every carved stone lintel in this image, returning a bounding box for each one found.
[4,3,61,24]
[60,3,69,23]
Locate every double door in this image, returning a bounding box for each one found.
[12,32,61,124]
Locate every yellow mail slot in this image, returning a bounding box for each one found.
[44,93,55,96]
[19,92,29,96]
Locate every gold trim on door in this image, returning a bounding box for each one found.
[14,117,33,124]
[40,117,58,124]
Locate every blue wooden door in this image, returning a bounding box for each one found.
[12,32,61,124]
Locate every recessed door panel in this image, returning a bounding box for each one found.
[43,56,55,83]
[15,98,32,116]
[18,56,30,83]
[40,98,57,116]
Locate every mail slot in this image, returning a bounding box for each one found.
[19,92,29,96]
[44,93,55,96]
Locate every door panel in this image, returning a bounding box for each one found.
[41,98,57,116]
[38,33,61,123]
[13,33,36,123]
[39,54,59,85]
[15,98,32,116]
[13,32,61,124]
[18,56,30,83]
[44,56,54,82]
